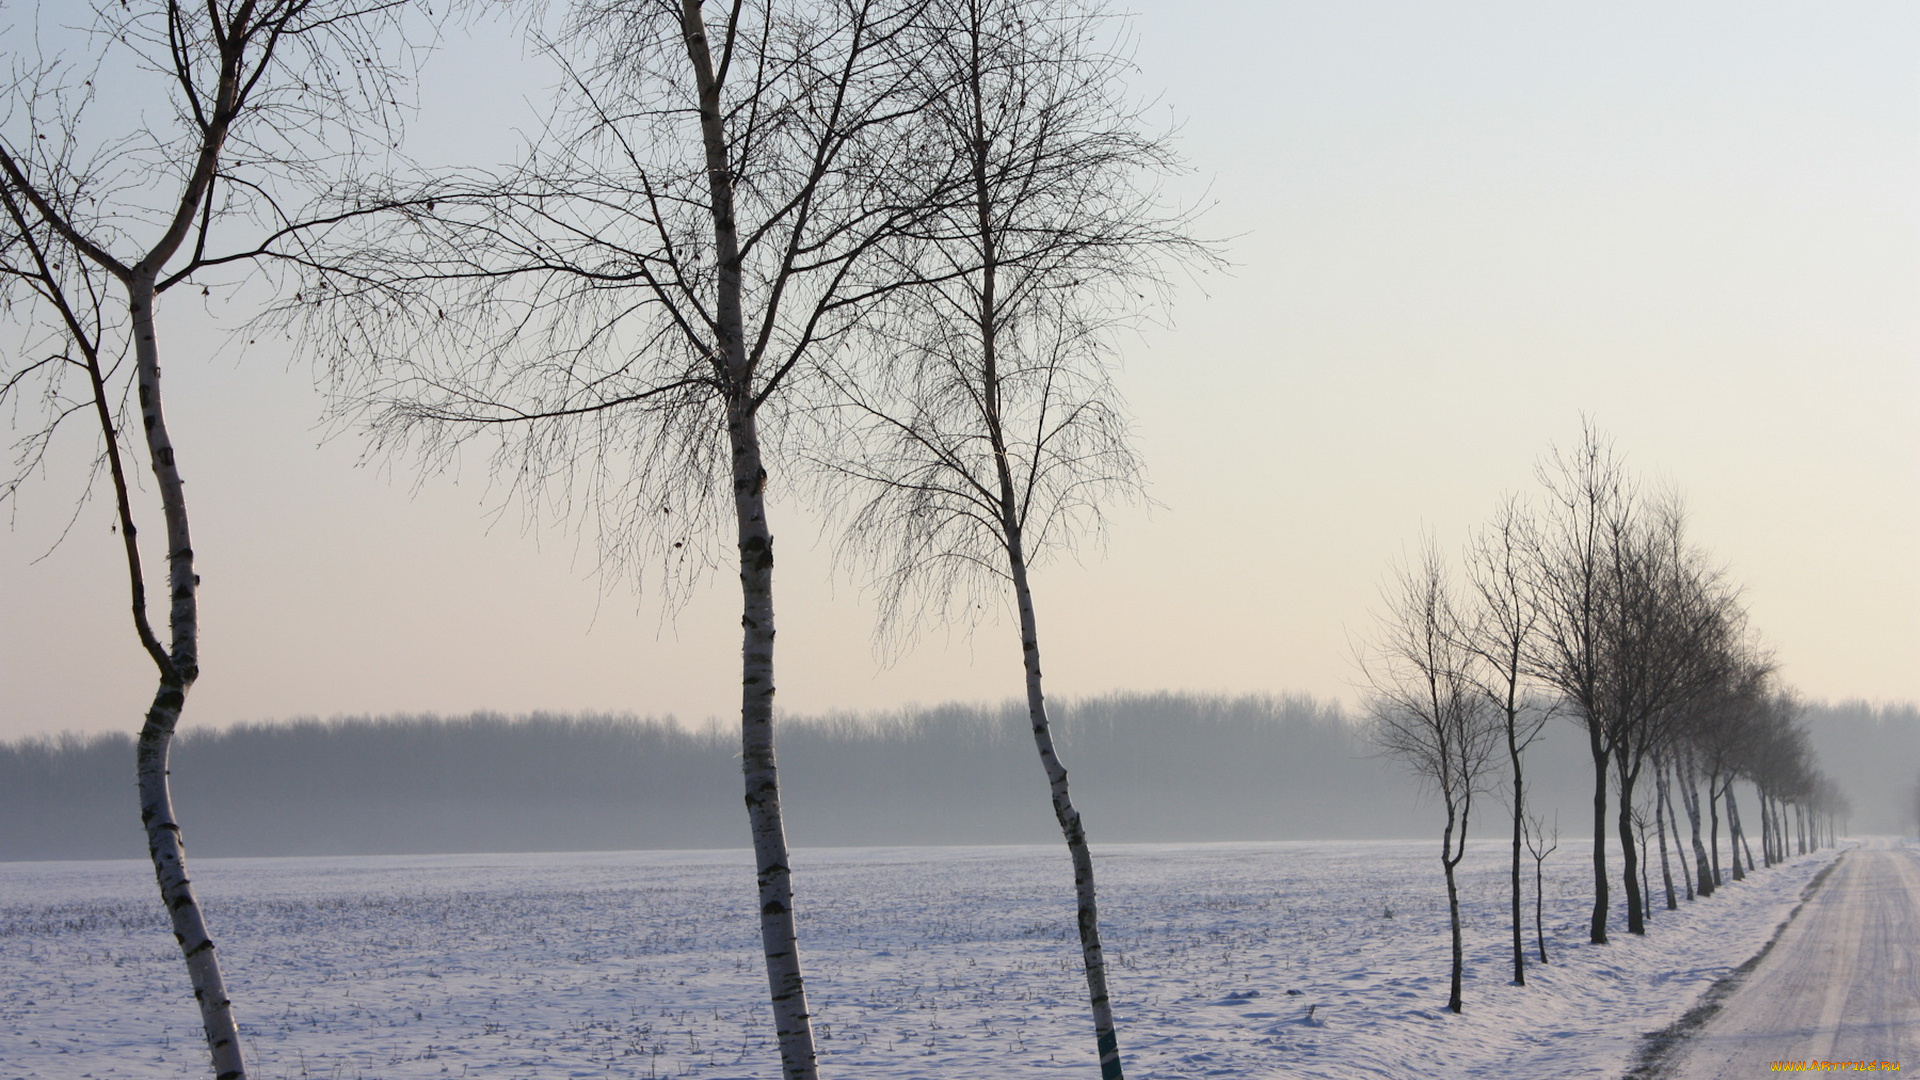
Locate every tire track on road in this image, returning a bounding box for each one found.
[1634,840,1920,1079]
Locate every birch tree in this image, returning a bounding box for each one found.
[0,4,416,1076]
[812,2,1206,1072]
[278,4,943,1076]
[1360,543,1502,1014]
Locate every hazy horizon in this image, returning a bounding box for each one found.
[6,691,1912,861]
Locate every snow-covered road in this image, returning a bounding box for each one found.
[1665,839,1919,1078]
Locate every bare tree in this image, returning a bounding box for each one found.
[1524,812,1558,964]
[1522,423,1634,944]
[1688,661,1773,888]
[1462,496,1549,985]
[0,4,416,1076]
[277,4,951,1076]
[1599,499,1744,933]
[1632,796,1653,914]
[1810,777,1848,849]
[1740,687,1816,866]
[812,2,1207,1072]
[1523,425,1744,939]
[1360,543,1502,1014]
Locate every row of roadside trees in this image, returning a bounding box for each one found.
[0,2,1208,1079]
[1357,425,1845,1014]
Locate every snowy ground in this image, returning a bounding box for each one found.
[0,838,1840,1079]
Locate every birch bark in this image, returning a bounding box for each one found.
[285,5,945,1073]
[971,133,1124,1070]
[798,1,1204,1066]
[127,271,246,1080]
[1009,551,1123,1078]
[4,7,419,1071]
[1,42,248,1075]
[729,403,815,1078]
[681,5,818,1074]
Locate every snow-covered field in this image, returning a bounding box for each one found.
[0,838,1839,1079]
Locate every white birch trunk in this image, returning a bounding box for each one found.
[963,35,1123,1065]
[128,271,247,1080]
[730,405,816,1080]
[1008,552,1124,1079]
[681,6,818,1076]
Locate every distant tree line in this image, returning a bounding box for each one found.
[1356,425,1849,1014]
[1,693,1440,861]
[9,691,1901,865]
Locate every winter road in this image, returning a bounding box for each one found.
[1666,839,1920,1078]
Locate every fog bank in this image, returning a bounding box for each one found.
[4,692,1907,860]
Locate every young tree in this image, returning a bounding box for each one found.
[1631,796,1653,914]
[1462,497,1548,985]
[1360,543,1502,1014]
[1524,812,1558,964]
[1,4,414,1076]
[281,4,946,1075]
[813,2,1207,1072]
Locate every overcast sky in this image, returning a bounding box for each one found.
[3,0,1915,742]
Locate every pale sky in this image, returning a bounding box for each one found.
[3,1,1915,742]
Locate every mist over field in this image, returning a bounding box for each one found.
[6,692,1911,862]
